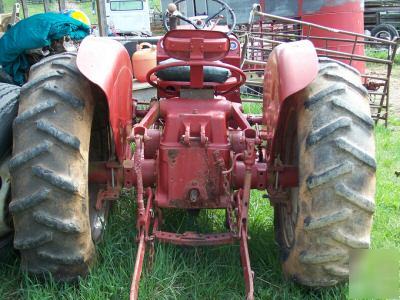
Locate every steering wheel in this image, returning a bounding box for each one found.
[163,0,236,35]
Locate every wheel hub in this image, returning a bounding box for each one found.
[280,187,299,248]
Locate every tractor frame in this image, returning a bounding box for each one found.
[77,15,318,297]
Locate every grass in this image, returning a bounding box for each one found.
[0,99,399,299]
[2,0,97,23]
[366,47,400,65]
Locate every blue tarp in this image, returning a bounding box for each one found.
[0,13,90,85]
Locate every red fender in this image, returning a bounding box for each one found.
[262,40,318,161]
[77,36,133,162]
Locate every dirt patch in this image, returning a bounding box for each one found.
[389,65,400,117]
[366,64,400,119]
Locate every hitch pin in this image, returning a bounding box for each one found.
[275,171,279,190]
[111,168,115,189]
[274,155,282,190]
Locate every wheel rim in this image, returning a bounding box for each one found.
[375,30,391,41]
[280,187,299,248]
[88,105,113,244]
[89,184,110,244]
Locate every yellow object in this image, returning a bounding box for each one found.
[132,43,157,82]
[64,9,91,27]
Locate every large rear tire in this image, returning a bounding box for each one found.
[10,53,97,280]
[274,58,376,286]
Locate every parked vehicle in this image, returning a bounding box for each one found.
[105,0,151,35]
[365,0,400,40]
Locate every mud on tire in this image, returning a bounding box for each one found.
[10,53,97,280]
[274,58,376,286]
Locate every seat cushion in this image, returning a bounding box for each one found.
[156,58,231,83]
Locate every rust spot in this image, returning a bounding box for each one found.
[169,198,204,209]
[205,179,218,201]
[169,199,187,208]
[167,149,179,161]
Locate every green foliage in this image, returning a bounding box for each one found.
[366,47,400,65]
[149,0,161,11]
[130,141,136,153]
[371,122,400,250]
[243,102,262,114]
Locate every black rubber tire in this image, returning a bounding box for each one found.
[9,53,96,280]
[371,24,399,41]
[274,58,376,286]
[0,83,20,159]
[0,83,19,259]
[0,155,14,261]
[0,69,15,85]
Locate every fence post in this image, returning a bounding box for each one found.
[20,0,29,17]
[96,0,108,36]
[59,0,66,11]
[43,0,50,12]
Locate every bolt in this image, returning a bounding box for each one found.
[189,189,200,203]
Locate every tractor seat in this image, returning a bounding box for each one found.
[156,58,231,83]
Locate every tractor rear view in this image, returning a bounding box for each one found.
[9,1,376,299]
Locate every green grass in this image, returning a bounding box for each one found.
[2,0,97,23]
[371,119,400,250]
[366,47,400,65]
[0,101,399,299]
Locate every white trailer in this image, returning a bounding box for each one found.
[105,0,151,35]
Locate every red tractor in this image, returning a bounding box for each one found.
[9,1,376,299]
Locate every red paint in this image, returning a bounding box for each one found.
[162,30,231,61]
[156,30,242,102]
[125,28,263,299]
[156,98,232,208]
[83,21,304,298]
[77,36,133,163]
[154,231,236,246]
[263,40,318,160]
[300,0,365,72]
